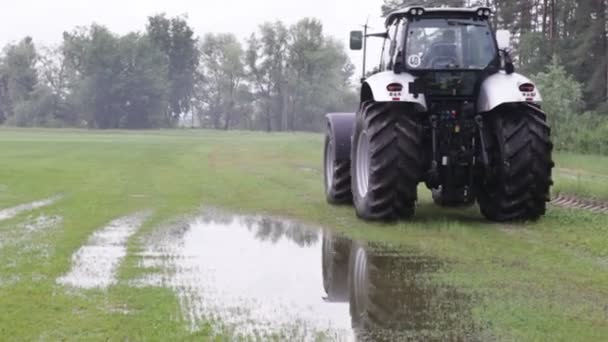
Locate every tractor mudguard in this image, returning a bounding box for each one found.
[362,71,427,111]
[477,71,542,113]
[326,113,356,160]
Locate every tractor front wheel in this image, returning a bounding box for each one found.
[324,124,352,204]
[351,102,423,221]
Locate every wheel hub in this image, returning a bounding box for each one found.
[356,131,371,198]
[325,139,335,190]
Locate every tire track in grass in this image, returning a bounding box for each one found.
[552,195,608,214]
[0,196,62,222]
[57,212,150,289]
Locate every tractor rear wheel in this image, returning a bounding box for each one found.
[324,124,352,204]
[351,102,423,221]
[478,104,554,222]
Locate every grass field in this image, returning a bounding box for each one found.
[0,128,607,341]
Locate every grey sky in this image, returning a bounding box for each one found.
[0,0,387,77]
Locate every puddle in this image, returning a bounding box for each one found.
[0,275,20,287]
[57,213,148,289]
[0,196,62,222]
[0,215,63,257]
[135,211,478,341]
[20,215,62,233]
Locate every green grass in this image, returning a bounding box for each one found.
[553,152,608,200]
[0,128,607,341]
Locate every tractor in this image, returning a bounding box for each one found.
[324,6,554,222]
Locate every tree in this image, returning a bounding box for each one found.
[37,46,75,125]
[246,21,290,132]
[10,84,57,127]
[533,55,583,136]
[197,33,246,130]
[0,37,38,123]
[117,34,169,128]
[62,25,169,129]
[147,14,199,123]
[287,19,356,131]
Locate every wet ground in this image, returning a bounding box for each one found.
[58,213,149,289]
[0,196,61,222]
[0,197,480,340]
[130,210,479,341]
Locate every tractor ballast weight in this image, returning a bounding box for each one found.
[324,6,554,222]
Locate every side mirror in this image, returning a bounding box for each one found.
[350,31,363,50]
[496,30,511,50]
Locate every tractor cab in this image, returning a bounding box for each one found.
[351,7,511,101]
[399,8,498,72]
[391,7,506,101]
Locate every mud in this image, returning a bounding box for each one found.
[135,211,479,341]
[0,196,62,221]
[57,213,148,289]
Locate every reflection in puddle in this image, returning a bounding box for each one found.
[323,233,479,341]
[136,212,478,341]
[58,213,148,289]
[0,196,62,222]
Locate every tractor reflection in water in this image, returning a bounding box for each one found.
[322,231,481,341]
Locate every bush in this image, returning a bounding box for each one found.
[533,56,608,155]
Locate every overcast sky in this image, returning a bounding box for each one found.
[0,0,388,77]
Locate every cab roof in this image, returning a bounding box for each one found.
[385,6,492,26]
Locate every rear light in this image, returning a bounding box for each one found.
[519,83,535,92]
[387,83,403,92]
[477,8,491,17]
[409,8,424,16]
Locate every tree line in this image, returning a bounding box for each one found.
[1,3,607,153]
[0,15,356,131]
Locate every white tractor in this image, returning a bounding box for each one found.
[324,6,554,222]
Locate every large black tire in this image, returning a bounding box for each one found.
[324,125,352,204]
[321,231,351,302]
[351,102,423,221]
[478,104,554,222]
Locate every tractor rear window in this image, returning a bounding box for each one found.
[405,18,496,70]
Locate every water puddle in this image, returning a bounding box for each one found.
[0,196,62,222]
[21,215,63,233]
[135,211,478,341]
[0,215,63,256]
[57,213,148,289]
